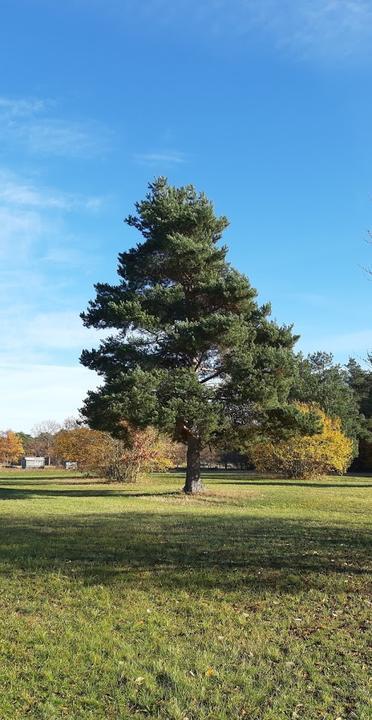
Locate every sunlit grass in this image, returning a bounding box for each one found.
[0,471,370,719]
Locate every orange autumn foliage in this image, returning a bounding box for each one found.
[53,426,175,481]
[0,430,24,465]
[120,426,174,481]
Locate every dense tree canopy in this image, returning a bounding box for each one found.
[346,358,372,421]
[81,179,317,492]
[291,352,365,449]
[345,358,372,470]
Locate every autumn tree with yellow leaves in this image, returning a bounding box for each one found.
[250,404,353,479]
[53,426,175,481]
[0,431,24,466]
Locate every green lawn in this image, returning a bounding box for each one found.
[0,471,371,720]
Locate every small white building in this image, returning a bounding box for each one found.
[65,461,78,470]
[21,457,45,469]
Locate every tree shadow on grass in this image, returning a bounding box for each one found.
[0,510,370,594]
[0,486,181,500]
[0,475,88,483]
[214,479,372,489]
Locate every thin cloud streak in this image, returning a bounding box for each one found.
[0,95,110,158]
[24,119,110,158]
[0,171,104,211]
[89,0,372,61]
[134,151,187,166]
[0,207,45,259]
[0,310,110,356]
[265,0,372,60]
[0,96,47,116]
[0,166,106,373]
[0,94,111,431]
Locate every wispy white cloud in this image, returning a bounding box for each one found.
[0,170,104,211]
[134,150,187,166]
[93,0,372,61]
[0,309,107,431]
[0,96,47,117]
[0,310,109,357]
[0,95,110,158]
[23,118,109,157]
[256,0,372,60]
[0,269,47,307]
[0,165,106,386]
[0,206,45,258]
[0,95,110,430]
[27,311,109,351]
[41,245,89,266]
[0,168,104,285]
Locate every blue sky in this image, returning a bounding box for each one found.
[1,0,372,431]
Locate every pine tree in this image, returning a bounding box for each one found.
[80,179,310,493]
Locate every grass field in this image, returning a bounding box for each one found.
[0,470,371,719]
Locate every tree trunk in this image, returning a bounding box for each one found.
[183,436,203,494]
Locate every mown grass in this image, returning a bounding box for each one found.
[0,470,371,719]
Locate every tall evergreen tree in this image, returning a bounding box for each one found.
[80,179,314,493]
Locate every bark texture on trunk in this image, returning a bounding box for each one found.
[183,435,203,494]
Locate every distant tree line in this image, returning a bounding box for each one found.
[1,420,180,482]
[3,353,372,479]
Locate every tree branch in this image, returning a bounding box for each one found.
[199,370,222,384]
